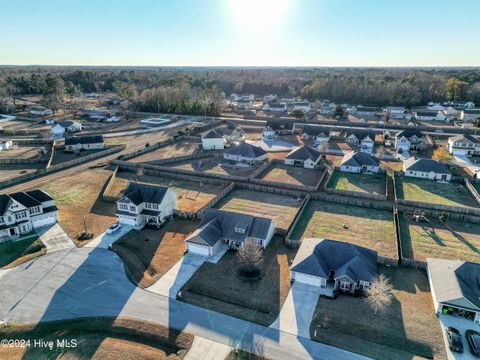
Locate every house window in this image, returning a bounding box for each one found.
[153,204,159,210]
[130,206,136,212]
[146,203,152,209]
[339,281,351,291]
[118,203,129,211]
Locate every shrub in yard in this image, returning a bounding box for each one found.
[237,240,263,279]
[145,142,150,147]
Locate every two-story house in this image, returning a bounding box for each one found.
[394,129,426,153]
[185,209,275,256]
[349,105,379,117]
[384,106,406,119]
[448,134,480,156]
[343,130,376,154]
[0,190,58,241]
[116,183,176,228]
[297,124,331,147]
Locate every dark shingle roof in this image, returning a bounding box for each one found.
[118,183,169,206]
[9,192,41,208]
[403,157,451,174]
[186,209,273,247]
[450,134,480,144]
[396,129,424,139]
[65,135,104,145]
[291,239,377,283]
[285,146,321,162]
[341,151,380,167]
[225,143,266,159]
[343,129,377,141]
[415,110,439,117]
[25,190,54,203]
[464,109,480,115]
[301,125,331,137]
[0,190,53,216]
[354,105,378,112]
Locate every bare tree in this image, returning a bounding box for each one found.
[135,167,144,182]
[367,274,393,316]
[237,239,263,277]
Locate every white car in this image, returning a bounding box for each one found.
[106,223,121,234]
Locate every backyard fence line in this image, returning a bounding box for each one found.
[285,194,311,248]
[465,178,480,206]
[102,166,120,202]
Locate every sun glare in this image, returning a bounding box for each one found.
[229,0,290,32]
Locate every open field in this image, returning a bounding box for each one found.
[49,148,104,166]
[0,234,44,268]
[180,236,296,326]
[400,215,480,262]
[0,145,47,160]
[258,164,324,187]
[290,201,396,259]
[112,219,198,288]
[327,171,386,195]
[310,266,445,360]
[128,140,199,163]
[168,157,260,177]
[105,127,185,152]
[24,168,117,244]
[0,317,193,360]
[0,164,45,183]
[396,176,478,208]
[106,171,225,213]
[216,189,302,231]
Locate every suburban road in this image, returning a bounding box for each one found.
[0,247,368,360]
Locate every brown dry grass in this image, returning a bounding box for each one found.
[112,219,199,288]
[180,236,296,326]
[129,140,199,163]
[259,165,324,187]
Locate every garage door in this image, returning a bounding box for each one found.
[187,243,211,256]
[32,215,56,228]
[293,272,323,287]
[117,215,137,226]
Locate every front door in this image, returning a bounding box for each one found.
[9,227,17,236]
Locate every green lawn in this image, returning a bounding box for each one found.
[328,171,386,195]
[399,215,480,262]
[0,233,43,267]
[289,201,396,259]
[310,266,445,360]
[395,176,478,208]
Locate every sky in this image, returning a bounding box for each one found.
[0,0,479,67]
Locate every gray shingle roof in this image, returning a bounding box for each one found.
[403,157,451,174]
[186,209,273,247]
[291,239,377,283]
[118,183,169,206]
[341,151,380,167]
[396,129,424,139]
[301,125,331,137]
[285,146,321,162]
[225,143,266,159]
[0,190,53,216]
[65,135,104,145]
[202,129,224,139]
[343,129,377,141]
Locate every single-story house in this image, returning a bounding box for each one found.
[185,209,275,256]
[264,94,277,102]
[340,151,380,173]
[427,258,480,324]
[414,110,447,122]
[65,135,105,152]
[394,129,426,153]
[427,102,446,111]
[318,104,336,116]
[403,157,452,181]
[30,108,53,116]
[262,121,293,140]
[448,134,480,156]
[284,146,321,169]
[236,99,254,110]
[291,238,377,295]
[384,106,406,119]
[460,109,480,123]
[293,102,311,113]
[0,139,13,151]
[50,120,82,138]
[116,183,176,228]
[349,105,379,117]
[343,129,376,154]
[224,143,268,164]
[202,129,226,150]
[263,103,286,112]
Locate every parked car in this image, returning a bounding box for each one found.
[445,327,463,353]
[106,223,121,234]
[466,329,480,356]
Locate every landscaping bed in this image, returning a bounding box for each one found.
[395,176,478,208]
[0,317,194,360]
[399,215,480,262]
[327,171,386,195]
[289,201,396,259]
[112,219,199,288]
[258,164,324,188]
[216,189,302,231]
[310,266,445,360]
[179,236,296,326]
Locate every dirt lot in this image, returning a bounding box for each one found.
[105,171,225,213]
[327,171,386,195]
[216,189,302,231]
[0,145,47,160]
[112,219,198,288]
[0,164,45,182]
[400,215,480,262]
[0,317,193,360]
[128,140,199,163]
[380,159,403,172]
[310,266,445,360]
[258,164,324,187]
[23,168,117,244]
[396,176,478,208]
[49,148,104,166]
[168,157,260,177]
[180,236,296,326]
[106,127,185,152]
[290,201,396,259]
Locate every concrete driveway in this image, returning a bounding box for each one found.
[36,224,75,252]
[270,282,322,339]
[84,225,134,249]
[147,245,228,298]
[439,314,480,360]
[185,336,232,360]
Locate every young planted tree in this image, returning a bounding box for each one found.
[432,147,452,162]
[237,239,263,278]
[366,274,393,316]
